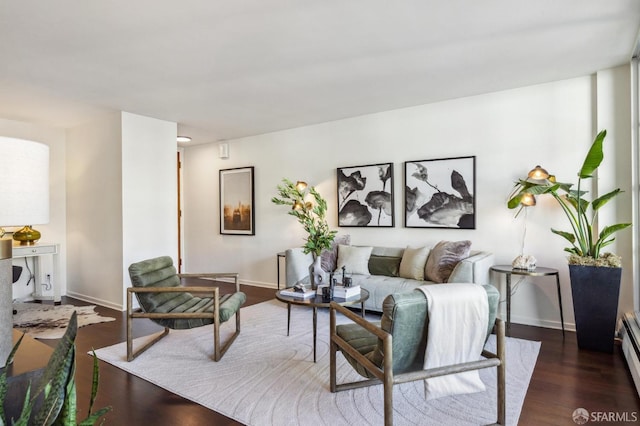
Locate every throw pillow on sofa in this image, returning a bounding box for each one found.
[336,244,372,275]
[399,246,430,280]
[321,234,351,272]
[368,255,402,277]
[425,240,472,283]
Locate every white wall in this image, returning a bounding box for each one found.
[66,112,123,308]
[183,67,634,331]
[66,112,178,309]
[0,118,67,300]
[121,112,178,304]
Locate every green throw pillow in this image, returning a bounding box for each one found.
[368,255,401,277]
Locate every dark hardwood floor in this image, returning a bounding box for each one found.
[33,281,640,425]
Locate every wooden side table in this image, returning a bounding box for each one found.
[490,265,565,336]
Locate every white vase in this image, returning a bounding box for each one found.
[309,254,325,290]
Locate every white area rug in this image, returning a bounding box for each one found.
[13,303,116,339]
[95,300,540,426]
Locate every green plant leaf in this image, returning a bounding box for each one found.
[578,130,606,178]
[32,312,77,425]
[591,188,623,211]
[598,223,632,241]
[551,229,576,244]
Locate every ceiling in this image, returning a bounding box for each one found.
[1,1,639,145]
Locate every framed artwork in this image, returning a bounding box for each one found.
[219,166,255,235]
[404,156,475,229]
[337,162,394,227]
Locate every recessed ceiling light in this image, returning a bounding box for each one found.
[177,136,191,143]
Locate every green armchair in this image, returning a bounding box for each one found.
[127,256,246,362]
[330,285,505,426]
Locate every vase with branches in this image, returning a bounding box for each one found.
[272,178,337,288]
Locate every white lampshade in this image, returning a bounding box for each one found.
[0,137,50,226]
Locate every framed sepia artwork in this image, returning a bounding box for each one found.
[219,166,255,235]
[337,162,394,227]
[404,156,475,229]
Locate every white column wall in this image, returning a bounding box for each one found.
[183,68,633,330]
[66,112,177,309]
[595,66,634,318]
[0,118,67,299]
[66,112,123,309]
[121,112,178,304]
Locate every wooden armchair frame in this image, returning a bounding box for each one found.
[127,272,241,362]
[329,302,506,426]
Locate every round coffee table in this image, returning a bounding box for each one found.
[275,288,370,362]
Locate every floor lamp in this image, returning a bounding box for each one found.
[0,137,50,364]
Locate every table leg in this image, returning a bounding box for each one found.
[313,306,317,363]
[506,273,512,335]
[276,254,281,290]
[361,301,366,318]
[555,273,565,337]
[286,303,291,336]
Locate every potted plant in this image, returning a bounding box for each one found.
[272,178,337,288]
[507,130,631,352]
[0,312,111,424]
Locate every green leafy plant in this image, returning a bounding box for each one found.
[0,312,111,425]
[507,130,631,267]
[272,178,337,257]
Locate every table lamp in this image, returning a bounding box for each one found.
[0,137,50,364]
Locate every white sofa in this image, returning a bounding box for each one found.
[285,245,495,312]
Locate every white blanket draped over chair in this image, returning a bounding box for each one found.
[418,283,489,400]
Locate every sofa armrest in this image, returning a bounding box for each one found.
[447,251,495,285]
[285,248,314,287]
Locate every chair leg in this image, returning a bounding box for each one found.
[496,319,506,425]
[213,309,242,361]
[126,289,171,362]
[330,307,337,392]
[383,333,394,426]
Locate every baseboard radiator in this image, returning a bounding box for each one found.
[621,312,640,396]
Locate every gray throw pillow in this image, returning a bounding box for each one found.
[425,240,472,283]
[321,234,351,272]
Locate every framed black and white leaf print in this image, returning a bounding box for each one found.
[337,163,394,227]
[404,156,475,229]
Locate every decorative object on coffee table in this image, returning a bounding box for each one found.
[337,162,394,227]
[272,178,337,289]
[507,130,631,352]
[404,156,476,229]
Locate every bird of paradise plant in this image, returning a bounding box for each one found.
[507,130,630,267]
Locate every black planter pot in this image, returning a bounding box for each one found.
[569,264,621,353]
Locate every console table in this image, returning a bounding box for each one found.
[490,265,565,336]
[12,242,61,304]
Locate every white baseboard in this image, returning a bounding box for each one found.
[199,277,277,289]
[65,291,123,311]
[506,312,575,332]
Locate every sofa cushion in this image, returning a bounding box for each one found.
[425,240,472,283]
[399,246,430,280]
[336,244,373,275]
[368,255,401,277]
[321,234,350,273]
